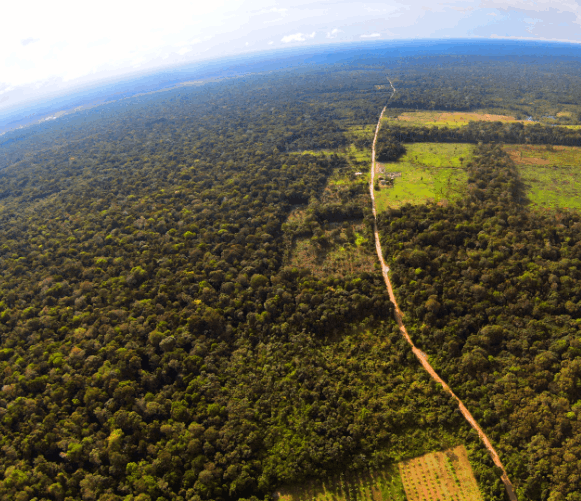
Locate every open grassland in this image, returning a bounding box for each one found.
[382,111,532,128]
[375,143,472,212]
[504,144,581,210]
[399,446,483,501]
[276,465,406,501]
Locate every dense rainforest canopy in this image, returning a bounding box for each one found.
[1,52,581,501]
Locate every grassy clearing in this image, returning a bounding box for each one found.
[275,464,406,501]
[399,445,483,501]
[289,223,377,278]
[286,143,374,277]
[347,124,376,140]
[375,143,472,212]
[504,144,581,210]
[382,111,531,128]
[294,144,371,186]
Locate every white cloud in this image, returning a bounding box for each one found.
[5,0,581,114]
[256,7,288,15]
[489,33,581,43]
[21,38,40,46]
[480,0,581,23]
[281,32,316,43]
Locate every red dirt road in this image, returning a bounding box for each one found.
[370,79,518,501]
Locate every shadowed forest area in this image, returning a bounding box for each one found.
[1,51,581,501]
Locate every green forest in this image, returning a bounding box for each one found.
[1,53,581,501]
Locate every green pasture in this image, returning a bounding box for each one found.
[382,111,530,129]
[375,143,472,211]
[505,145,581,210]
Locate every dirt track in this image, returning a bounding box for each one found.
[369,78,518,501]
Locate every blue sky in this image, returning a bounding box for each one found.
[2,0,581,111]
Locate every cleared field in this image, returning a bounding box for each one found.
[375,143,472,211]
[399,445,483,501]
[289,226,377,278]
[275,465,406,501]
[504,144,581,210]
[382,111,532,128]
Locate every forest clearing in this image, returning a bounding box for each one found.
[504,144,581,209]
[288,223,376,278]
[374,143,471,211]
[382,111,530,128]
[398,445,483,501]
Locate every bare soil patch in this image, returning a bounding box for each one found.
[438,112,516,122]
[507,150,551,165]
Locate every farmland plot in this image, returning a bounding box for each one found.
[399,445,483,501]
[504,144,581,210]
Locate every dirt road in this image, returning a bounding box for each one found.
[369,78,518,501]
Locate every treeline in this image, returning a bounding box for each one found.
[0,67,391,172]
[378,143,581,500]
[389,55,581,120]
[380,121,581,147]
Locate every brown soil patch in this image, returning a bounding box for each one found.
[507,150,551,165]
[395,111,519,124]
[438,112,516,122]
[398,446,483,501]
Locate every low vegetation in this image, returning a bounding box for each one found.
[383,111,530,128]
[504,144,581,209]
[374,143,472,211]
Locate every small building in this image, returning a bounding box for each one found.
[384,172,402,179]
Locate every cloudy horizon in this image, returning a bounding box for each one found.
[3,0,581,114]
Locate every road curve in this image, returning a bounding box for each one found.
[369,78,518,501]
